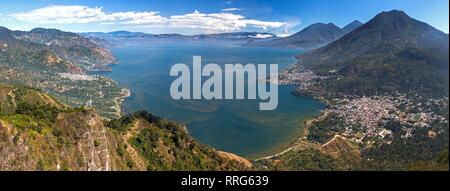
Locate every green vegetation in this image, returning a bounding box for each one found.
[355,126,449,171]
[0,84,63,126]
[405,149,448,171]
[280,10,450,171]
[1,84,249,171]
[1,26,123,119]
[307,113,347,144]
[16,102,61,124]
[0,84,120,170]
[106,111,159,131]
[295,11,449,98]
[314,49,449,98]
[257,149,339,171]
[2,11,449,171]
[3,82,446,171]
[106,110,249,171]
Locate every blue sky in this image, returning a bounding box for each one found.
[0,0,448,35]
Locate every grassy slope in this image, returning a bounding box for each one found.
[0,84,250,171]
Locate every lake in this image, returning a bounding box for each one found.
[103,43,324,158]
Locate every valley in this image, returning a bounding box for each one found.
[0,8,448,171]
[0,26,127,119]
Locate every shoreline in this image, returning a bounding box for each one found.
[100,49,322,161]
[240,90,326,160]
[253,108,329,161]
[114,88,131,118]
[253,87,331,161]
[92,59,131,119]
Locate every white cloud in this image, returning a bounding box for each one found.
[221,8,241,12]
[9,5,163,24]
[250,34,274,39]
[276,34,291,38]
[163,10,284,32]
[9,5,286,34]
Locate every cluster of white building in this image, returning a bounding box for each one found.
[58,73,98,81]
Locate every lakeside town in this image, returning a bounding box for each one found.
[328,95,449,145]
[0,66,127,119]
[267,69,327,85]
[267,65,449,150]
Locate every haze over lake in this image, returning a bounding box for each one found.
[103,43,324,158]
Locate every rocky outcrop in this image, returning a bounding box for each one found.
[0,85,250,171]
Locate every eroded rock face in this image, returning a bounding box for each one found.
[0,84,110,170]
[0,85,251,171]
[0,110,111,171]
[0,119,28,170]
[216,151,253,169]
[53,110,110,171]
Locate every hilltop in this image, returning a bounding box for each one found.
[0,84,251,170]
[341,20,363,33]
[294,10,449,97]
[272,10,449,171]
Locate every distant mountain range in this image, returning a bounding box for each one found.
[1,27,116,72]
[81,21,364,49]
[247,20,363,49]
[81,31,277,47]
[0,9,449,171]
[294,10,449,97]
[0,26,125,118]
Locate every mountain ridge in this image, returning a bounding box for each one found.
[294,9,449,97]
[81,31,277,47]
[0,26,126,118]
[247,21,361,49]
[0,84,251,170]
[342,20,363,33]
[1,26,116,72]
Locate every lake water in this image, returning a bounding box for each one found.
[103,43,324,158]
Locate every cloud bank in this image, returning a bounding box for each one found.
[9,5,286,33]
[221,8,241,12]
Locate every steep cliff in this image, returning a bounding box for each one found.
[0,84,250,171]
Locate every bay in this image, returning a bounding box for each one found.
[102,43,324,158]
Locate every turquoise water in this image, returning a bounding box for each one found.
[103,43,324,158]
